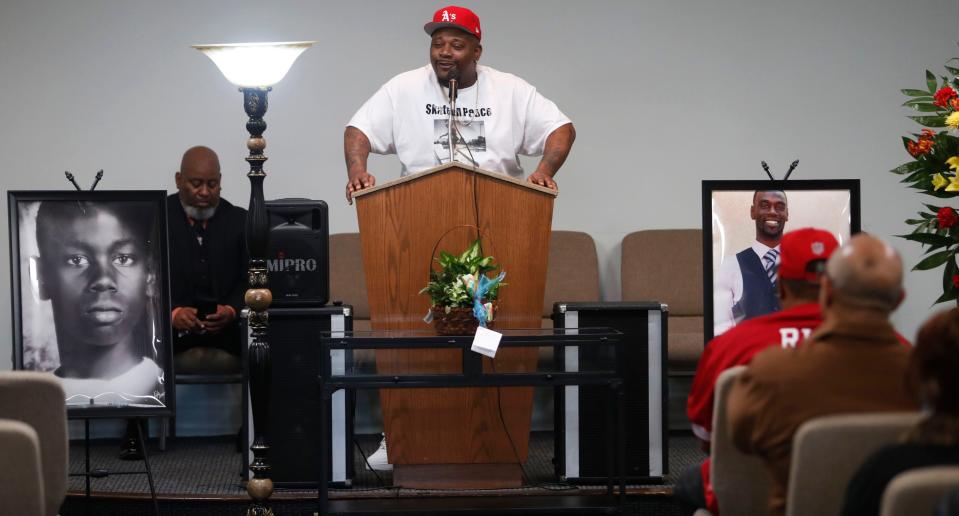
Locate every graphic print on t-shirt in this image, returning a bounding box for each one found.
[433,119,486,166]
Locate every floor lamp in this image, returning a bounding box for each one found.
[193,40,314,516]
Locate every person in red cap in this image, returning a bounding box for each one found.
[675,227,839,516]
[728,233,917,516]
[343,5,576,204]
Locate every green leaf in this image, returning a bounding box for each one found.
[909,116,947,127]
[913,249,955,271]
[927,70,938,93]
[924,203,945,213]
[905,219,927,225]
[933,289,958,305]
[903,97,934,106]
[909,103,945,113]
[943,258,958,292]
[921,189,959,199]
[903,88,933,97]
[898,232,954,247]
[902,168,928,183]
[890,161,923,175]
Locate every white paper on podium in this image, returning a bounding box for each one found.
[470,326,502,358]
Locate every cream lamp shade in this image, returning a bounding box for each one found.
[192,41,315,88]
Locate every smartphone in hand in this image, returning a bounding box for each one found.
[196,298,217,320]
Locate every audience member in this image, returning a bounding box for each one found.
[841,307,959,516]
[674,227,838,516]
[728,233,919,516]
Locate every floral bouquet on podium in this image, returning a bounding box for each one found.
[421,238,506,335]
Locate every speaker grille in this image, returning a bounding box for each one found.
[553,303,667,482]
[245,307,352,486]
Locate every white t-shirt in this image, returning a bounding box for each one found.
[60,358,163,407]
[347,64,571,178]
[713,241,780,336]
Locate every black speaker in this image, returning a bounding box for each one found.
[266,198,330,307]
[243,306,353,487]
[552,301,668,483]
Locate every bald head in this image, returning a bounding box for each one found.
[823,234,904,312]
[180,145,219,172]
[175,146,222,219]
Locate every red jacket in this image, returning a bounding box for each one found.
[688,302,822,514]
[688,303,822,441]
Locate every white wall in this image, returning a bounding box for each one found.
[2,0,957,374]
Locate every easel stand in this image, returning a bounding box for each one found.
[68,417,160,516]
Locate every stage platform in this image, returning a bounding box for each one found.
[62,432,702,516]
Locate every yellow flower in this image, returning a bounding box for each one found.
[948,156,959,172]
[947,112,959,130]
[933,173,949,190]
[947,175,959,192]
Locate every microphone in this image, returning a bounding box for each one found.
[445,67,460,163]
[447,67,460,103]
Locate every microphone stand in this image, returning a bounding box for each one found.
[447,77,458,164]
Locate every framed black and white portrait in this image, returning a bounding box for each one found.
[702,180,861,342]
[9,190,174,417]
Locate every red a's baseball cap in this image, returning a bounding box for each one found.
[778,228,840,282]
[424,6,482,41]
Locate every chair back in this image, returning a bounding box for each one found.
[621,229,702,315]
[0,371,67,516]
[786,412,923,516]
[880,466,959,516]
[0,419,45,516]
[622,229,703,369]
[543,230,601,317]
[711,366,771,516]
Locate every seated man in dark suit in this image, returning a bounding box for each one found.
[167,145,248,364]
[121,145,248,459]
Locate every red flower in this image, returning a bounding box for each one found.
[907,129,937,158]
[934,87,958,108]
[953,274,959,289]
[951,97,959,111]
[937,207,958,229]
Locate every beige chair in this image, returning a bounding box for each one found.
[542,230,601,326]
[0,371,68,516]
[785,412,923,516]
[711,366,770,516]
[329,232,371,331]
[0,419,45,516]
[880,466,959,516]
[621,229,703,372]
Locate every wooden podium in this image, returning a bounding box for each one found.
[353,163,557,488]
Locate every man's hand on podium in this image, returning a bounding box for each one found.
[526,170,557,190]
[346,171,376,205]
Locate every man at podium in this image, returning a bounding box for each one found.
[344,5,576,203]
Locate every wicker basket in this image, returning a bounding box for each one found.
[431,306,494,336]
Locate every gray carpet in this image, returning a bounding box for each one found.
[68,432,705,498]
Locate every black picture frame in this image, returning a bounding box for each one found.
[701,179,861,343]
[9,190,174,418]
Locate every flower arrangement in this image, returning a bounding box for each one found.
[892,49,959,303]
[421,238,505,332]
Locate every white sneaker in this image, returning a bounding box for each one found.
[366,434,392,471]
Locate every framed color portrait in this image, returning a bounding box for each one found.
[702,180,861,342]
[9,190,174,417]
